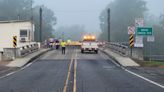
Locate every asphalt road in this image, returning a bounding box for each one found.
[0,47,163,92]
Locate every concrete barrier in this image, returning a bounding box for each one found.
[2,43,39,61]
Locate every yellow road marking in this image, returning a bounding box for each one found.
[63,49,78,92]
[73,59,77,92]
[73,49,78,92]
[63,58,73,92]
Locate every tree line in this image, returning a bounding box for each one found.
[0,0,57,41]
[99,0,164,56]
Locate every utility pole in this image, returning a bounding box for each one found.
[107,8,110,42]
[17,14,20,20]
[31,0,34,42]
[39,7,43,43]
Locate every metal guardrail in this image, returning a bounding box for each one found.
[106,42,129,56]
[19,43,39,57]
[2,43,40,61]
[106,42,144,60]
[106,42,164,61]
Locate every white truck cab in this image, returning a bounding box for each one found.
[81,35,99,54]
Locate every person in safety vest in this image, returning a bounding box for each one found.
[60,40,66,54]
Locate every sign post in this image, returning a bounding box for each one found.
[135,18,144,48]
[147,36,155,62]
[129,34,134,57]
[13,36,17,58]
[137,27,154,61]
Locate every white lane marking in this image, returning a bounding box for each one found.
[108,58,120,67]
[0,72,14,78]
[0,60,35,79]
[23,63,33,69]
[6,72,15,76]
[125,69,164,89]
[0,50,51,79]
[101,50,164,89]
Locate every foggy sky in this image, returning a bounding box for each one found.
[35,0,164,33]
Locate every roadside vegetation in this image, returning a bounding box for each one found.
[99,0,164,59]
[0,0,57,41]
[135,60,164,68]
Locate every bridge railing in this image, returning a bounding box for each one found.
[106,42,129,56]
[105,42,144,60]
[2,43,40,60]
[18,43,39,57]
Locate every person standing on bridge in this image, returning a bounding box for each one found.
[61,40,66,54]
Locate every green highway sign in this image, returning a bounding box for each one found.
[137,27,153,36]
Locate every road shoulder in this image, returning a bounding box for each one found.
[7,48,50,67]
[99,48,139,67]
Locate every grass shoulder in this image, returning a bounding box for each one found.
[132,58,164,68]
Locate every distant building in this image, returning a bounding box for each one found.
[0,20,35,51]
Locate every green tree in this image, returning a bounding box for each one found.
[0,0,57,41]
[99,0,147,42]
[0,0,31,20]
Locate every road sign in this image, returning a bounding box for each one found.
[135,18,144,27]
[129,34,134,47]
[147,36,155,42]
[13,36,17,48]
[134,36,143,47]
[128,26,135,34]
[137,27,153,36]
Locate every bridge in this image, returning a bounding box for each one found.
[0,43,163,92]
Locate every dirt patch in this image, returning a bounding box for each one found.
[159,65,164,68]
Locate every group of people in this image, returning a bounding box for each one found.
[45,40,67,54]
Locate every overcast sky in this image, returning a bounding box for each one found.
[35,0,164,32]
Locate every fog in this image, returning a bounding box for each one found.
[35,0,164,33]
[146,0,164,15]
[35,0,112,33]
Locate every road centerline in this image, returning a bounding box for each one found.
[73,57,77,92]
[63,48,78,92]
[63,57,74,92]
[73,49,78,92]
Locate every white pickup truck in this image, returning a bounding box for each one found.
[81,41,99,54]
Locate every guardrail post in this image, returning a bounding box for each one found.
[130,47,133,57]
